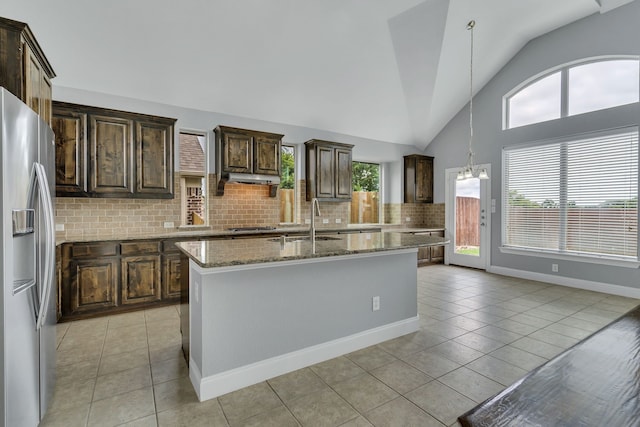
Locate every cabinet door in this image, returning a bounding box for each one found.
[254,136,280,176]
[162,253,181,299]
[90,115,134,195]
[316,146,335,198]
[69,258,119,313]
[335,147,352,199]
[415,157,433,203]
[417,247,431,264]
[52,110,86,195]
[222,131,253,173]
[56,245,62,321]
[136,121,173,197]
[40,75,52,125]
[430,230,445,262]
[23,41,41,116]
[121,255,162,305]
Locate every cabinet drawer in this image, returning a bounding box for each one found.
[121,241,161,255]
[161,240,180,253]
[430,230,445,238]
[71,242,118,258]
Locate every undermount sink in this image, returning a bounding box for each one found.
[268,235,342,243]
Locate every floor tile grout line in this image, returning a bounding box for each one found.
[141,307,162,427]
[85,318,110,425]
[50,266,640,427]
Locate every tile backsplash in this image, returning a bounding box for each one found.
[55,174,445,241]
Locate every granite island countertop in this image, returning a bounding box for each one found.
[56,224,386,245]
[176,231,449,268]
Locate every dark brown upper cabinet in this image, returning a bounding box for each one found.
[90,114,134,196]
[254,135,281,175]
[52,108,87,195]
[305,139,354,201]
[136,120,173,196]
[214,126,283,197]
[219,129,253,174]
[53,101,176,199]
[404,154,434,203]
[0,16,55,125]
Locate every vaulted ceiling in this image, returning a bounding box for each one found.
[1,0,634,149]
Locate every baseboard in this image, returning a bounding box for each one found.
[488,265,640,299]
[190,316,420,402]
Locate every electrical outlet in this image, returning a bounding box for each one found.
[405,217,411,222]
[372,296,380,311]
[322,218,329,224]
[163,221,174,229]
[304,219,311,224]
[552,263,559,273]
[55,223,65,231]
[335,218,341,224]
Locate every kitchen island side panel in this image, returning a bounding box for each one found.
[188,266,203,374]
[193,250,418,378]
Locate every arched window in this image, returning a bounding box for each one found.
[504,57,639,129]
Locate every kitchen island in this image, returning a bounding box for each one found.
[176,231,448,401]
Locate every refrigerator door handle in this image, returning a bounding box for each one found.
[27,162,56,331]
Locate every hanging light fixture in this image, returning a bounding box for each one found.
[457,20,489,181]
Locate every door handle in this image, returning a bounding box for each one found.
[26,163,55,331]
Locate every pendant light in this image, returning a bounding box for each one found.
[457,20,489,181]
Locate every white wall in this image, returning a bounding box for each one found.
[425,2,640,289]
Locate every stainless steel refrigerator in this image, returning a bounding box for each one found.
[0,87,56,426]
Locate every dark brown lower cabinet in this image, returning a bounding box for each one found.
[56,245,62,321]
[69,257,119,313]
[430,230,445,263]
[60,239,181,321]
[121,255,162,304]
[162,253,182,299]
[416,230,445,264]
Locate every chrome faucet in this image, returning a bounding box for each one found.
[310,197,321,241]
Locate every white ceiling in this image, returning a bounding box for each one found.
[1,0,633,149]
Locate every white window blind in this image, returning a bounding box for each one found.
[503,128,638,259]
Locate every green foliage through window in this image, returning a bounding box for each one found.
[280,146,295,189]
[352,162,379,192]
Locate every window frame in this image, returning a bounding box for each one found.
[500,127,639,268]
[279,144,297,224]
[503,55,639,130]
[178,129,209,228]
[351,160,382,224]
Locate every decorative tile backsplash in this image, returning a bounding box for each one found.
[55,174,445,241]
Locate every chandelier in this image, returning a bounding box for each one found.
[457,20,489,181]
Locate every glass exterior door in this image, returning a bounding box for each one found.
[446,167,490,269]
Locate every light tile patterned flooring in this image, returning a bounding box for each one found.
[42,265,639,426]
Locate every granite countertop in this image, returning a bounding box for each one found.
[176,231,450,268]
[56,224,442,245]
[383,226,445,233]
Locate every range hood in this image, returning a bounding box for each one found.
[216,173,281,197]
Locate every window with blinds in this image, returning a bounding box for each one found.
[503,127,638,259]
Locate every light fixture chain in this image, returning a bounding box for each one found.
[468,20,474,160]
[458,19,488,181]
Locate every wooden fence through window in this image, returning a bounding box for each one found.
[280,190,380,224]
[456,197,480,247]
[280,189,295,223]
[351,192,379,224]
